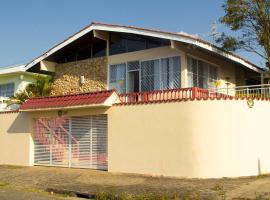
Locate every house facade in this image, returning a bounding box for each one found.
[0,22,269,178]
[24,22,264,96]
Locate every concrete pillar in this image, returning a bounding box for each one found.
[181,53,188,88]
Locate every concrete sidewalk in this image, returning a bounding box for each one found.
[0,165,268,199]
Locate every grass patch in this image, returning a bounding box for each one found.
[0,182,9,187]
[94,191,205,200]
[0,164,24,169]
[257,174,270,179]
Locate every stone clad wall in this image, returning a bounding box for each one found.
[51,57,107,95]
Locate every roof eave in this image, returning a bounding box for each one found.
[24,23,263,73]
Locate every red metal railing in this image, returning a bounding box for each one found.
[119,87,231,104]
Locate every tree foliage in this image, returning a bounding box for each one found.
[8,75,52,105]
[217,0,270,65]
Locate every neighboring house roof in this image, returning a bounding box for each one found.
[24,21,264,73]
[0,65,26,75]
[0,64,49,77]
[20,90,119,111]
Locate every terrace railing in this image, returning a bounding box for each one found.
[213,84,270,99]
[119,87,227,104]
[119,84,270,104]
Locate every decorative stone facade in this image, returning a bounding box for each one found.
[50,57,107,96]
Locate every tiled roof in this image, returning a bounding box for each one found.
[20,90,115,111]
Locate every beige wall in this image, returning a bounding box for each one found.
[109,100,270,178]
[0,112,33,166]
[0,100,270,178]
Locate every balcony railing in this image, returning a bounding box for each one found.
[213,84,270,99]
[118,87,226,104]
[118,84,270,104]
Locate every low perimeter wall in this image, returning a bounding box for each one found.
[108,100,270,178]
[0,112,33,166]
[1,99,270,178]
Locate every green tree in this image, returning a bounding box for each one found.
[217,0,270,67]
[8,75,52,105]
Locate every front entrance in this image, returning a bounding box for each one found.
[33,115,108,170]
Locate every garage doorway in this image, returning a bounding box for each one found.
[33,115,108,170]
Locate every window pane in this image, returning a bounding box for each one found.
[127,61,140,71]
[109,64,126,93]
[0,83,14,97]
[126,35,146,52]
[141,59,160,91]
[146,37,170,49]
[93,40,106,57]
[187,57,219,89]
[209,65,218,81]
[161,56,180,89]
[187,58,199,87]
[110,34,126,55]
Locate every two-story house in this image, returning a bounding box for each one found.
[0,22,269,178]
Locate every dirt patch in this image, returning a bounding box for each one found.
[0,165,269,199]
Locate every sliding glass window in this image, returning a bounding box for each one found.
[109,64,126,93]
[187,57,218,88]
[160,56,180,90]
[109,56,181,93]
[141,59,160,91]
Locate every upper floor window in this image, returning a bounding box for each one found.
[187,57,218,89]
[109,56,181,93]
[0,83,15,97]
[141,56,181,91]
[109,63,126,93]
[109,33,170,55]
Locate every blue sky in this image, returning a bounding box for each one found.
[0,0,264,67]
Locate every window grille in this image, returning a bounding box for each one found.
[188,57,219,89]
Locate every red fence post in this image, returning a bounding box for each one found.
[192,87,198,99]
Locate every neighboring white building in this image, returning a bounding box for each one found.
[0,65,37,111]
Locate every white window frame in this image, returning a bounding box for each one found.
[187,56,219,88]
[108,55,181,93]
[108,63,127,93]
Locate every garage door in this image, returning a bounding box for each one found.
[33,115,107,170]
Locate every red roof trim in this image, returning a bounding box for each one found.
[20,90,115,110]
